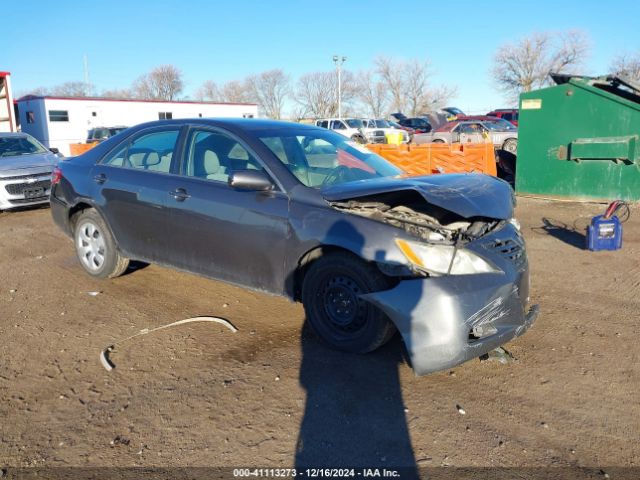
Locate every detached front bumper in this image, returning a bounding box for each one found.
[361,264,538,375]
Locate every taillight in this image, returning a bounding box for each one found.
[51,167,63,185]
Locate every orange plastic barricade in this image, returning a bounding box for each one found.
[366,143,497,177]
[69,143,96,156]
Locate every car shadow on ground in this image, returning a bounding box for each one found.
[532,217,586,249]
[295,324,418,477]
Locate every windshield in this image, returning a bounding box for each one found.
[344,119,364,128]
[483,119,517,131]
[0,135,48,158]
[374,119,392,128]
[259,129,402,188]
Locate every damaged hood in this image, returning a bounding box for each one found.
[322,173,514,220]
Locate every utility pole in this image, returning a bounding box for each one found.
[83,54,90,94]
[333,55,347,118]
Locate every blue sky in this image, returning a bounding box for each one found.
[3,0,639,114]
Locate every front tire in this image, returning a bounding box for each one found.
[301,252,396,353]
[73,209,129,279]
[350,134,366,144]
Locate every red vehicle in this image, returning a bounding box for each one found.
[486,109,519,126]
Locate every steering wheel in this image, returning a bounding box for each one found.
[322,165,350,186]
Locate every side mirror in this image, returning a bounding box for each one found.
[49,147,60,154]
[228,170,274,192]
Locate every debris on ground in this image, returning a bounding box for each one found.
[110,435,130,447]
[100,316,238,371]
[456,404,466,415]
[479,347,515,364]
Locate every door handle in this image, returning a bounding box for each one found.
[170,188,190,201]
[93,173,107,184]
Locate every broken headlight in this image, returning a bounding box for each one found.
[395,239,501,276]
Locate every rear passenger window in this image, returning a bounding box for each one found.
[102,129,179,173]
[184,130,263,183]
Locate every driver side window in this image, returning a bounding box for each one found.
[184,130,264,183]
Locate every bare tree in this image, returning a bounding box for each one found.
[132,65,184,101]
[492,31,589,102]
[219,80,254,103]
[50,81,94,97]
[610,51,640,82]
[374,56,455,116]
[20,81,94,97]
[357,70,388,117]
[375,56,405,114]
[194,80,222,102]
[101,88,133,99]
[294,70,357,118]
[294,72,335,118]
[246,69,290,119]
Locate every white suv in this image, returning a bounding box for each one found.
[362,119,410,143]
[315,118,386,144]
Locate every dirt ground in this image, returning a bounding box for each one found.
[0,197,638,478]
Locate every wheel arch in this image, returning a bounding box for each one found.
[291,244,368,302]
[68,202,123,254]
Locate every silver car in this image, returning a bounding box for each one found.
[0,133,59,211]
[414,119,518,154]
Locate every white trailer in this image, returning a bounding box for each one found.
[16,96,258,156]
[0,72,17,133]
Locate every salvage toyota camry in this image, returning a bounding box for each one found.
[50,119,538,375]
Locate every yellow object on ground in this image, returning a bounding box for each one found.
[385,132,403,145]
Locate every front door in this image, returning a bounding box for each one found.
[165,127,289,294]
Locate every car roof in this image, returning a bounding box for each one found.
[0,132,29,138]
[127,118,325,136]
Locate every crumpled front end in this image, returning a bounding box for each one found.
[361,222,539,375]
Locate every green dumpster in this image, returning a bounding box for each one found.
[516,74,640,201]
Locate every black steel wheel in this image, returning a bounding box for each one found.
[301,252,395,353]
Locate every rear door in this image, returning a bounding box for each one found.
[164,126,289,294]
[90,126,182,262]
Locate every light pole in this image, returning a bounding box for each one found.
[333,55,347,119]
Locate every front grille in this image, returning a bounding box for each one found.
[8,196,49,205]
[481,229,526,266]
[5,179,51,195]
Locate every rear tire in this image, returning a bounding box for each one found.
[432,139,445,143]
[503,138,518,154]
[73,209,129,279]
[301,252,396,353]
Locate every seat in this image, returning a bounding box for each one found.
[202,150,228,182]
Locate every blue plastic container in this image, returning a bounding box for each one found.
[587,215,622,251]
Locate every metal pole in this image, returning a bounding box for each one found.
[333,55,347,119]
[338,63,342,119]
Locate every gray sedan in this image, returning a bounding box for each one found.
[50,119,537,375]
[0,132,59,211]
[414,119,519,154]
